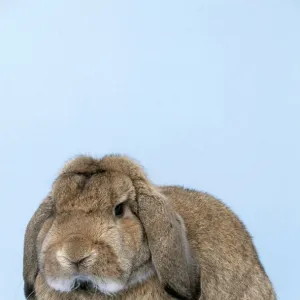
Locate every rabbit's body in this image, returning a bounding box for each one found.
[160,186,275,300]
[24,155,276,300]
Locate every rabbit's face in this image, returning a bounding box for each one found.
[37,171,151,295]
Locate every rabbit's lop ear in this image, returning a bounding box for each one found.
[23,195,54,299]
[137,184,201,300]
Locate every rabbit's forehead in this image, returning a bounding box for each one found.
[54,172,135,213]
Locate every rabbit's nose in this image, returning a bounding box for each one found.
[58,235,94,268]
[66,253,91,267]
[57,250,93,269]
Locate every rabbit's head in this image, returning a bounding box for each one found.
[24,155,200,300]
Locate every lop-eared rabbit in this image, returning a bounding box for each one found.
[23,155,276,300]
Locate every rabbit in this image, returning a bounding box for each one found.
[23,154,276,300]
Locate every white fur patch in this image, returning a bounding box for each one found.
[46,277,74,292]
[46,275,124,295]
[94,278,125,294]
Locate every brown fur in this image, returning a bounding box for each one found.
[23,154,276,300]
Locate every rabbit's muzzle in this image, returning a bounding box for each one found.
[56,235,95,270]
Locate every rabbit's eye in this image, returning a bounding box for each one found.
[114,203,124,217]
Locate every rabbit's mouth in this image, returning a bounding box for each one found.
[72,279,95,292]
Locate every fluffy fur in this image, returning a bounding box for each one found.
[23,154,276,300]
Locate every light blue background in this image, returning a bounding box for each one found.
[1,1,299,299]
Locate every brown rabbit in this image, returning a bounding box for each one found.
[23,154,276,300]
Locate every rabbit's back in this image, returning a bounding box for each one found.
[159,186,276,300]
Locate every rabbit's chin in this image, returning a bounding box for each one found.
[46,275,125,295]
